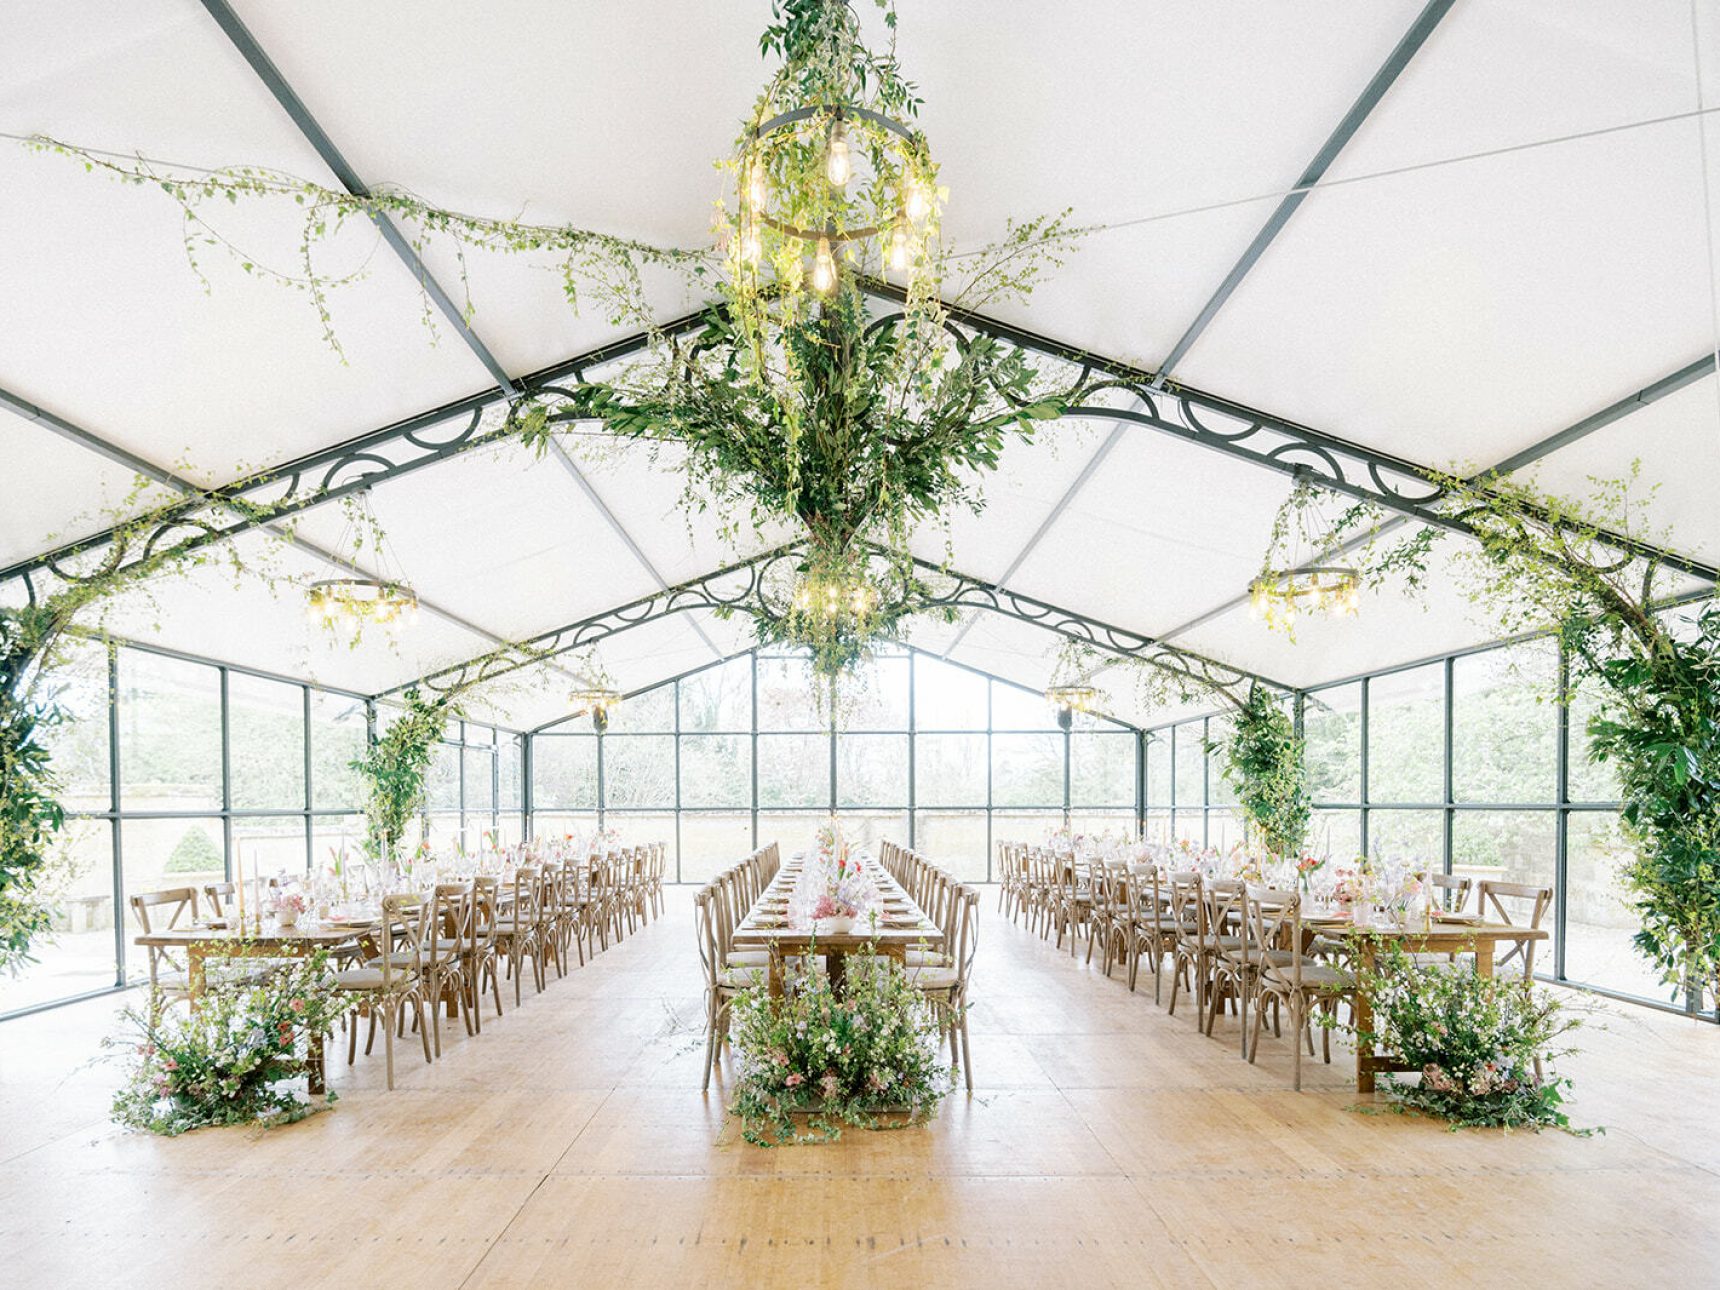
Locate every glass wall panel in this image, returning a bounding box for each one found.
[1453,643,1556,803]
[838,810,910,858]
[533,736,598,809]
[679,812,754,883]
[1368,809,1444,870]
[1169,809,1204,844]
[679,734,749,808]
[1566,677,1622,803]
[39,638,110,812]
[1305,682,1361,803]
[118,650,221,812]
[604,735,676,808]
[233,814,308,879]
[606,685,674,734]
[1174,723,1205,807]
[0,820,116,1013]
[1070,732,1134,807]
[913,810,988,882]
[1451,810,1558,961]
[989,682,1054,731]
[756,657,825,731]
[1564,812,1666,1001]
[1310,809,1362,861]
[1368,663,1445,803]
[463,746,495,814]
[1142,810,1172,843]
[915,734,986,807]
[990,809,1063,851]
[122,815,225,979]
[914,655,987,729]
[837,734,907,807]
[309,691,366,811]
[498,735,523,812]
[756,811,828,859]
[757,734,830,808]
[1206,717,1237,809]
[1145,733,1171,808]
[310,818,364,876]
[844,655,909,730]
[991,734,1062,808]
[534,811,599,841]
[426,742,460,811]
[679,656,751,732]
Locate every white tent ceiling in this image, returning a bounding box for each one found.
[3,0,1718,732]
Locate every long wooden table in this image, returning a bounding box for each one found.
[1306,916,1552,1092]
[731,854,945,996]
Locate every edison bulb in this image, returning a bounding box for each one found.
[888,219,911,272]
[825,120,851,187]
[746,161,767,210]
[740,224,762,266]
[812,237,836,294]
[904,179,931,223]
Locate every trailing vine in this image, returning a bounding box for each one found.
[351,688,454,861]
[1210,684,1311,858]
[1304,464,1719,1006]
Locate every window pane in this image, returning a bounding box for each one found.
[679,812,754,883]
[992,733,1063,807]
[758,734,830,808]
[1207,808,1245,851]
[532,736,597,809]
[0,819,116,1013]
[1070,810,1138,841]
[1206,717,1237,808]
[122,815,225,981]
[604,735,676,808]
[756,656,826,731]
[533,810,599,842]
[844,655,909,730]
[1310,808,1361,861]
[1452,643,1556,803]
[837,734,907,806]
[498,735,523,811]
[426,742,461,811]
[990,682,1055,731]
[1567,677,1622,803]
[1367,663,1445,804]
[310,691,366,811]
[1368,809,1443,870]
[1143,809,1172,843]
[1174,723,1205,807]
[39,637,110,811]
[119,650,221,811]
[914,654,987,729]
[756,810,828,858]
[424,811,460,849]
[913,810,988,883]
[1145,733,1171,807]
[991,809,1063,851]
[463,746,495,813]
[233,814,306,880]
[1306,682,1361,802]
[463,722,493,745]
[680,734,749,808]
[310,817,364,879]
[915,733,987,807]
[1564,812,1667,1001]
[606,685,674,734]
[837,810,909,857]
[1451,810,1557,964]
[605,812,675,862]
[679,657,752,732]
[1071,732,1134,806]
[1170,809,1205,845]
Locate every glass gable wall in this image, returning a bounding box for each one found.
[529,647,1142,886]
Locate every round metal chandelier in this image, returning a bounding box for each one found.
[570,686,624,734]
[305,490,419,632]
[1045,682,1100,732]
[1248,565,1361,630]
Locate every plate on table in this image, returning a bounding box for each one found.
[751,918,786,929]
[1433,912,1483,925]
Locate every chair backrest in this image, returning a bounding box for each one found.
[130,886,197,933]
[378,894,428,989]
[948,884,981,991]
[1476,879,1553,978]
[1167,871,1202,946]
[1204,879,1245,950]
[202,882,235,918]
[1430,872,1473,913]
[430,883,471,969]
[471,875,500,956]
[1245,885,1303,990]
[693,883,721,991]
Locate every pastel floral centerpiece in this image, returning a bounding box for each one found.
[1294,854,1326,892]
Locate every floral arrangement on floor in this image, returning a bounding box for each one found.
[105,950,350,1137]
[727,949,954,1146]
[1349,946,1592,1134]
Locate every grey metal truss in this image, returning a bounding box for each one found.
[1155,0,1457,380]
[379,543,1291,708]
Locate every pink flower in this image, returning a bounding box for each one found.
[290,998,306,1014]
[163,1057,178,1071]
[785,1073,804,1087]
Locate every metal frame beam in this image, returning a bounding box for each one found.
[376,544,1295,708]
[1155,0,1456,380]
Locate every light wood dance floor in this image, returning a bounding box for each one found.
[1,889,1716,1287]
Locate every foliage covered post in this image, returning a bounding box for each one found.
[1212,684,1312,858]
[350,689,453,862]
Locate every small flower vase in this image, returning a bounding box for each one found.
[821,915,856,936]
[279,907,299,929]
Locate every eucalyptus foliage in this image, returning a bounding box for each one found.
[1312,465,1720,1006]
[1211,684,1311,857]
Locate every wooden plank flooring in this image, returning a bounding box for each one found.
[1,888,1716,1287]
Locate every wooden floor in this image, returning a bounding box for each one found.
[2,888,1717,1289]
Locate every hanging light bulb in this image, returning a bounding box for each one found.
[825,117,851,187]
[745,158,767,210]
[740,221,762,266]
[904,178,931,224]
[888,216,912,273]
[812,237,836,294]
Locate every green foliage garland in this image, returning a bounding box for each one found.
[351,689,453,861]
[1308,464,1720,1006]
[1212,684,1311,857]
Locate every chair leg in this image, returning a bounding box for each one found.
[383,1003,396,1091]
[416,997,433,1065]
[1292,998,1304,1092]
[1247,990,1265,1063]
